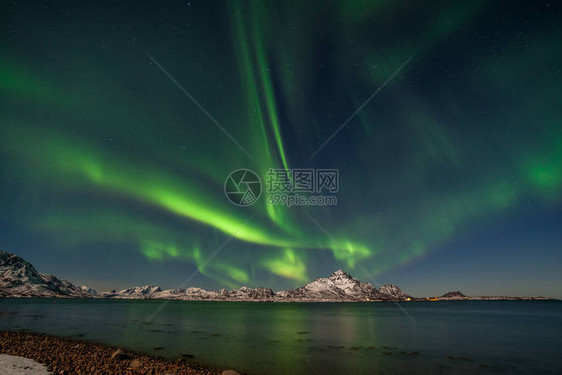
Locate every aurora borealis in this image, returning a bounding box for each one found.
[1,1,561,297]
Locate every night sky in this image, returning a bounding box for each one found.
[1,1,561,297]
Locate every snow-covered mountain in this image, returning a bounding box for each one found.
[379,284,409,300]
[8,249,550,301]
[98,270,409,302]
[0,249,412,301]
[79,285,98,295]
[0,250,93,298]
[102,285,162,298]
[286,270,393,301]
[102,285,278,301]
[8,250,550,302]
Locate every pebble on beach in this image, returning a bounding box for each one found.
[0,330,224,375]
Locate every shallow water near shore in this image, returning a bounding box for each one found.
[1,299,560,374]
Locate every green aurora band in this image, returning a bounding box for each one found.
[1,0,561,288]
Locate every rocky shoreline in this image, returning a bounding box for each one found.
[0,330,236,375]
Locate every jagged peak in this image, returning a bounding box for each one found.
[329,270,353,280]
[139,285,161,291]
[378,284,408,299]
[185,286,206,292]
[379,283,399,289]
[379,284,403,293]
[79,286,98,295]
[119,285,161,294]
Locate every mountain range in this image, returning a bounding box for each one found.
[0,249,553,301]
[97,270,411,302]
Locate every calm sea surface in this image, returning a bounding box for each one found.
[0,299,560,374]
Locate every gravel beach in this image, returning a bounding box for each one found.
[0,330,230,375]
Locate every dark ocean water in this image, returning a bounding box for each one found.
[0,299,560,374]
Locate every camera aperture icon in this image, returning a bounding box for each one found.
[224,169,262,206]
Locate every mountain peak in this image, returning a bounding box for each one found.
[379,284,409,299]
[441,291,466,298]
[1,249,91,298]
[329,270,352,280]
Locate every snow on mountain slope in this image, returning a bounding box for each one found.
[1,249,413,301]
[378,284,410,299]
[286,270,402,301]
[0,250,92,298]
